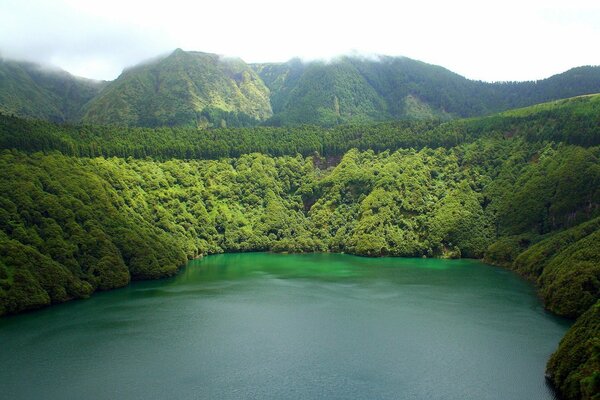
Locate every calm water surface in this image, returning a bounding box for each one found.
[0,253,570,399]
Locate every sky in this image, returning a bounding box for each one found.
[0,0,599,82]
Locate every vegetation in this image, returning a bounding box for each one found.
[1,136,597,312]
[1,94,599,160]
[256,56,600,126]
[0,58,104,122]
[0,91,598,399]
[546,301,600,400]
[3,50,600,127]
[81,49,272,127]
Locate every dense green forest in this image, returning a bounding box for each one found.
[3,50,600,128]
[2,136,597,313]
[2,94,599,159]
[0,95,598,399]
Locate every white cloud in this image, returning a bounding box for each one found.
[0,0,599,81]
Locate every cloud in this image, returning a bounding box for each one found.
[0,0,174,79]
[0,0,599,81]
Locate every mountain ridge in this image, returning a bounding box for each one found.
[2,49,600,127]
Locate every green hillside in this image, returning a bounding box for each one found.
[0,58,104,122]
[2,50,600,128]
[254,56,600,126]
[81,49,272,127]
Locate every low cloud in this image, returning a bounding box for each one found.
[1,0,599,82]
[0,0,174,79]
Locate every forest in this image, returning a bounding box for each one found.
[1,94,599,159]
[0,95,598,399]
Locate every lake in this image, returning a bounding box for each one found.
[0,253,570,399]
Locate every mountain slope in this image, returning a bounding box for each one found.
[2,50,600,128]
[81,49,272,127]
[253,56,600,125]
[0,58,104,122]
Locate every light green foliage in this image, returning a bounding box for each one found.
[0,144,501,313]
[307,148,493,257]
[429,182,493,258]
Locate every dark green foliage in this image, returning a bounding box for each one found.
[483,235,538,267]
[546,301,600,400]
[0,232,92,314]
[538,226,600,318]
[495,145,600,235]
[2,94,600,161]
[514,217,599,279]
[262,59,389,126]
[492,219,600,319]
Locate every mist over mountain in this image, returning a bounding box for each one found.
[255,56,600,126]
[2,49,600,128]
[0,58,105,122]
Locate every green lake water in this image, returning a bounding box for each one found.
[0,253,570,399]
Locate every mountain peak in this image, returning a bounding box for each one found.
[80,48,273,127]
[2,50,600,127]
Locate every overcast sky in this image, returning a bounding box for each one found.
[1,0,599,82]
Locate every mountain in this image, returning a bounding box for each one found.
[81,49,273,127]
[253,56,600,125]
[0,58,105,122]
[1,49,600,127]
[253,56,463,125]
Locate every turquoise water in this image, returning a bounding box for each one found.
[0,253,570,399]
